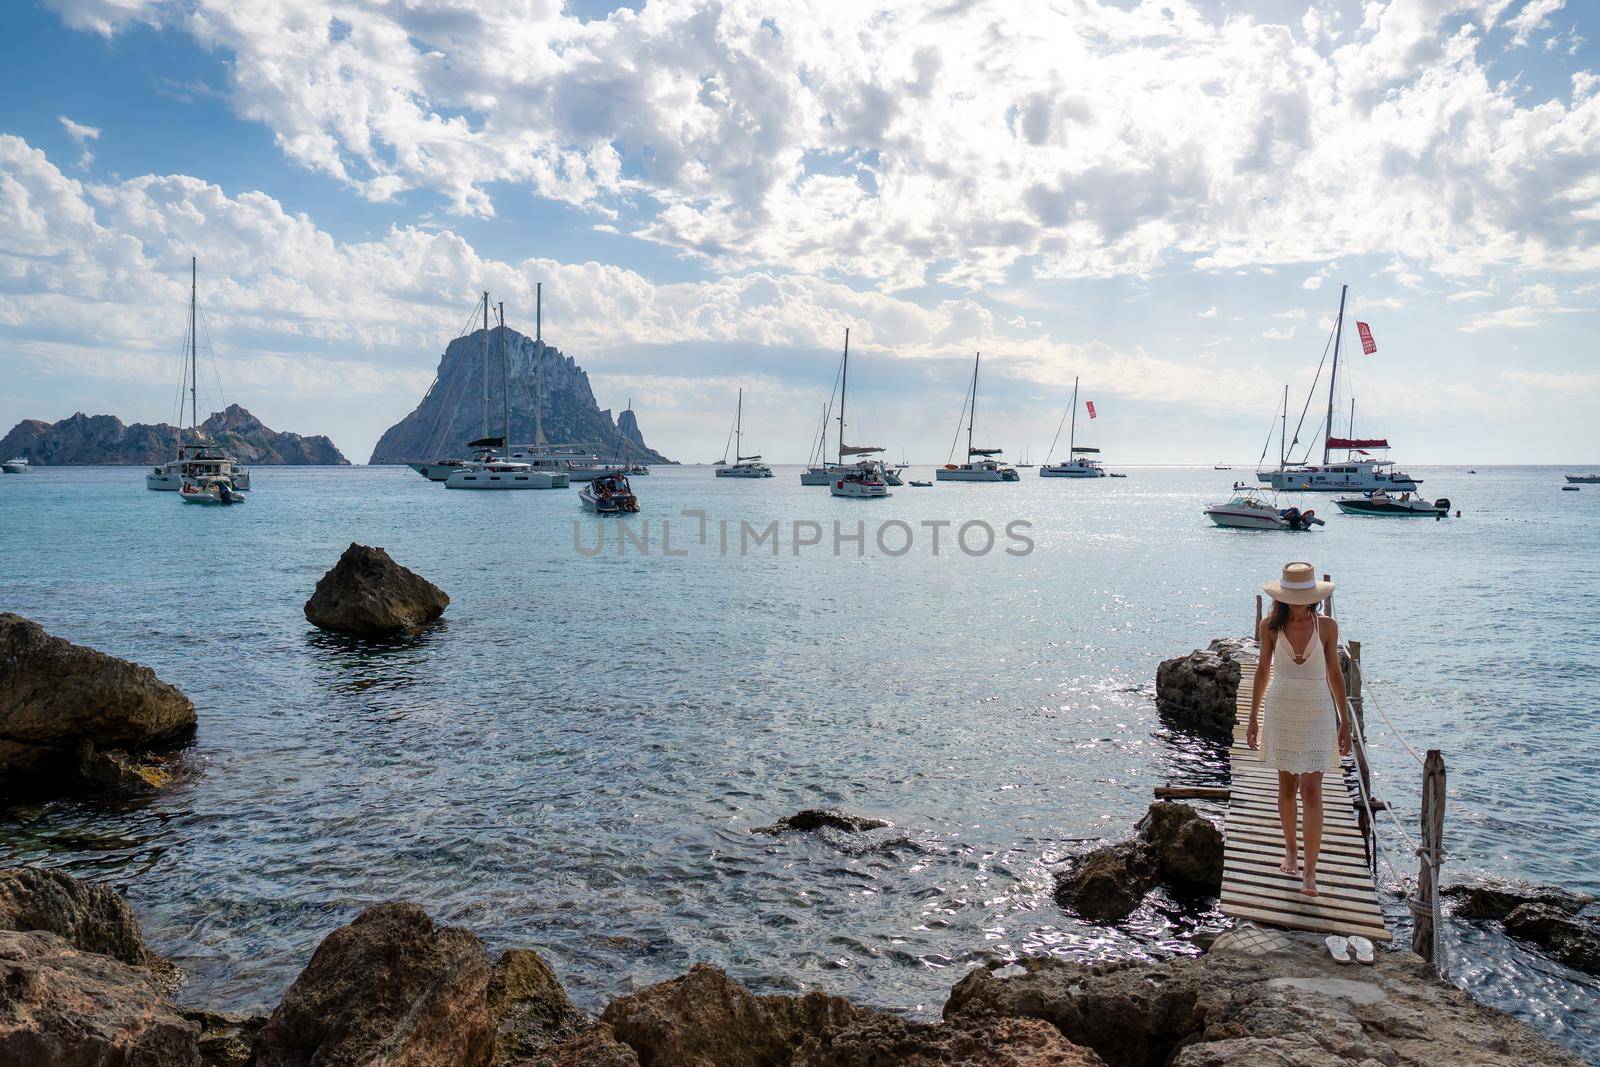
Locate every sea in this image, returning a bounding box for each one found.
[1,464,1596,1059]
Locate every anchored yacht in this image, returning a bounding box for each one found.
[715,387,773,477]
[446,302,563,490]
[937,352,1018,482]
[3,457,30,474]
[1039,377,1106,478]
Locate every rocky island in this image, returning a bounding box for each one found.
[0,405,348,465]
[369,327,670,465]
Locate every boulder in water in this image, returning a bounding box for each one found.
[752,809,891,835]
[250,902,494,1067]
[1138,802,1224,891]
[1504,905,1600,974]
[1444,879,1594,922]
[0,866,163,971]
[489,948,586,1062]
[0,613,196,798]
[1053,803,1222,921]
[302,544,449,636]
[1053,841,1157,922]
[1155,638,1256,737]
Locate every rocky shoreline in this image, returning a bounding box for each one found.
[4,613,1597,1063]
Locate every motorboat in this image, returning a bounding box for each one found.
[149,259,252,492]
[1109,472,1127,478]
[715,387,773,477]
[1565,473,1600,483]
[1214,465,1232,470]
[830,462,891,498]
[1335,490,1450,517]
[2,457,29,474]
[1562,485,1579,492]
[179,476,245,505]
[909,480,931,487]
[937,352,1019,482]
[1040,377,1108,478]
[1204,489,1323,530]
[1256,286,1420,493]
[580,473,640,513]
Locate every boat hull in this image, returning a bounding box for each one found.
[936,467,1019,482]
[1566,474,1600,483]
[445,469,559,489]
[1204,506,1285,530]
[1,463,28,474]
[1335,500,1445,516]
[830,480,890,498]
[716,465,773,478]
[1039,466,1105,478]
[1258,466,1419,492]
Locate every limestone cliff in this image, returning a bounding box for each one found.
[0,406,348,465]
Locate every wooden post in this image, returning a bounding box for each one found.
[1348,640,1365,740]
[1413,750,1446,970]
[1254,594,1262,636]
[1323,572,1334,618]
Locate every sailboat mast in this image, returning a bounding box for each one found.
[499,302,508,454]
[188,257,199,438]
[967,352,980,459]
[1349,398,1356,439]
[534,282,545,447]
[735,387,743,462]
[1280,384,1288,471]
[1068,376,1078,458]
[1323,283,1348,464]
[837,329,849,467]
[481,291,490,439]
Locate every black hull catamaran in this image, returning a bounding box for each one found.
[1257,284,1419,493]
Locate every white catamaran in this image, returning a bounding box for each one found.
[715,387,773,478]
[800,327,900,486]
[1039,376,1106,478]
[446,300,561,490]
[1256,285,1420,493]
[147,258,252,492]
[937,352,1018,482]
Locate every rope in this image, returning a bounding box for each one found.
[1349,658,1427,768]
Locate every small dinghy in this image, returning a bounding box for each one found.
[1204,488,1323,530]
[580,473,640,514]
[179,476,244,505]
[1335,490,1448,516]
[1562,485,1579,492]
[908,480,931,487]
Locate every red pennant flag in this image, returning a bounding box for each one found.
[1356,322,1377,355]
[1086,400,1097,419]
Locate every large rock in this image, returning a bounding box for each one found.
[251,903,494,1067]
[303,544,449,636]
[752,809,891,835]
[600,963,804,1067]
[0,866,159,969]
[524,1023,640,1066]
[1444,879,1594,922]
[796,1012,1104,1066]
[1504,905,1600,974]
[489,948,586,1063]
[0,406,347,466]
[0,613,196,797]
[1054,804,1222,921]
[1155,638,1256,737]
[0,928,200,1066]
[944,929,1583,1067]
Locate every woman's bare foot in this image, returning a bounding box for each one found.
[1280,856,1300,876]
[1300,872,1319,896]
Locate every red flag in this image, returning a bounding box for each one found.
[1356,322,1376,355]
[1086,400,1097,419]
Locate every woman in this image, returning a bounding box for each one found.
[1246,562,1354,897]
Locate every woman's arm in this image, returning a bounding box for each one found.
[1322,617,1353,755]
[1246,619,1272,750]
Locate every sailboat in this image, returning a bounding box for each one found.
[714,387,773,477]
[1257,285,1420,493]
[147,259,252,492]
[800,329,901,486]
[1039,377,1106,478]
[1016,444,1034,469]
[937,352,1018,482]
[447,301,560,489]
[504,283,609,481]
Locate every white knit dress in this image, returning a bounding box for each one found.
[1261,616,1339,774]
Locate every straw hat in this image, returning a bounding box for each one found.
[1262,561,1333,605]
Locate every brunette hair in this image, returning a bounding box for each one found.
[1265,598,1320,633]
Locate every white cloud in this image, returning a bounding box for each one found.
[57,115,100,170]
[1264,325,1299,340]
[1501,369,1600,394]
[1198,306,1217,318]
[39,0,1600,291]
[1504,0,1564,47]
[1302,276,1324,290]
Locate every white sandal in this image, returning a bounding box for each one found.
[1324,935,1351,964]
[1348,935,1375,964]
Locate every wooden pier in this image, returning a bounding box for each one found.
[1219,660,1392,942]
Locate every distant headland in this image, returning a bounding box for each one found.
[0,405,348,465]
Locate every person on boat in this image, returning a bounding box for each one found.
[1245,562,1354,897]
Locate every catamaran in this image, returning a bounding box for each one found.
[1039,377,1106,478]
[505,283,609,481]
[937,352,1018,482]
[801,328,903,486]
[1256,285,1420,493]
[446,301,561,490]
[147,259,252,492]
[715,387,773,478]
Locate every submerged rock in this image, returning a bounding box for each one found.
[1504,905,1600,975]
[1155,638,1256,737]
[180,1008,265,1067]
[945,929,1582,1067]
[1444,879,1595,922]
[752,809,892,835]
[251,902,494,1067]
[1054,803,1223,921]
[302,544,449,636]
[0,928,200,1066]
[0,613,196,798]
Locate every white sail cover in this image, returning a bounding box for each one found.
[840,443,884,456]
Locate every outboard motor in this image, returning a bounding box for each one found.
[1282,506,1302,530]
[1433,497,1450,512]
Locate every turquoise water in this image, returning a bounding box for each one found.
[1,465,1596,1056]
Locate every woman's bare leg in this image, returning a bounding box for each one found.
[1277,770,1300,875]
[1299,772,1324,895]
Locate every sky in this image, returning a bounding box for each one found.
[2,0,1598,465]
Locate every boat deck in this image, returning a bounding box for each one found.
[1221,661,1392,942]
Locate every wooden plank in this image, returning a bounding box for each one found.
[1222,887,1388,928]
[1225,813,1365,842]
[1227,827,1369,858]
[1224,867,1383,903]
[1225,858,1379,892]
[1222,895,1391,940]
[1225,840,1374,876]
